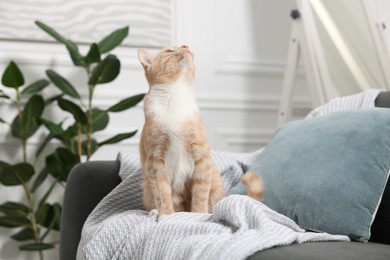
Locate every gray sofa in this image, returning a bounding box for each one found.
[60,92,390,260]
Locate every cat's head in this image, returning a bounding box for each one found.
[137,45,195,86]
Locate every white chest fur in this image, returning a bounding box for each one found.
[146,81,199,191]
[146,81,199,129]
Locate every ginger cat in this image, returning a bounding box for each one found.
[138,45,263,219]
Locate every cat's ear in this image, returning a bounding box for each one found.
[137,49,153,69]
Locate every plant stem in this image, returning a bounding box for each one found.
[86,66,93,161]
[19,179,44,260]
[15,88,27,162]
[87,92,92,161]
[15,91,43,260]
[77,123,82,158]
[70,138,75,154]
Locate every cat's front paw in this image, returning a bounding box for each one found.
[158,214,170,221]
[148,209,159,216]
[148,209,174,221]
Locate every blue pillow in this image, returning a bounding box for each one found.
[230,108,390,242]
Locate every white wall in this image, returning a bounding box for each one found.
[311,0,389,96]
[0,0,311,259]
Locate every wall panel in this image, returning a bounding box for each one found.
[0,0,173,47]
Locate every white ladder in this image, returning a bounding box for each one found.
[277,0,334,126]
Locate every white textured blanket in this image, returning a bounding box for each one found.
[305,88,383,118]
[77,151,349,260]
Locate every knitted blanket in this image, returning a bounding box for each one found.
[305,88,383,118]
[76,150,349,260]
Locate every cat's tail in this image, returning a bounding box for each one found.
[241,171,264,201]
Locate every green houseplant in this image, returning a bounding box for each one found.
[35,21,145,162]
[0,21,144,260]
[0,63,55,260]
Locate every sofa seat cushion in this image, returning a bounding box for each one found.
[247,242,390,260]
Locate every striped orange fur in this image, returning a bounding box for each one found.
[138,46,263,219]
[241,171,264,201]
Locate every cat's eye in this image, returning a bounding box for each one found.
[165,49,174,53]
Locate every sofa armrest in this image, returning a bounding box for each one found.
[375,91,390,108]
[59,160,121,260]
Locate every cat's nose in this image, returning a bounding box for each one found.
[181,45,189,49]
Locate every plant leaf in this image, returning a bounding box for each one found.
[78,109,109,134]
[19,243,54,251]
[21,79,50,96]
[37,180,57,212]
[88,55,120,85]
[0,90,10,99]
[0,117,7,124]
[35,21,67,43]
[35,21,85,66]
[38,203,61,233]
[11,95,45,139]
[0,163,35,186]
[56,125,78,151]
[62,125,77,140]
[98,130,137,146]
[1,61,25,89]
[0,202,29,218]
[107,94,145,112]
[91,108,109,132]
[11,227,35,241]
[31,167,49,193]
[46,147,79,182]
[35,203,50,227]
[66,42,86,67]
[52,203,61,231]
[39,118,64,136]
[85,43,101,65]
[0,216,30,228]
[57,98,87,124]
[46,70,80,98]
[69,138,99,155]
[98,26,129,54]
[35,133,54,158]
[45,94,64,105]
[0,160,10,170]
[71,138,99,156]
